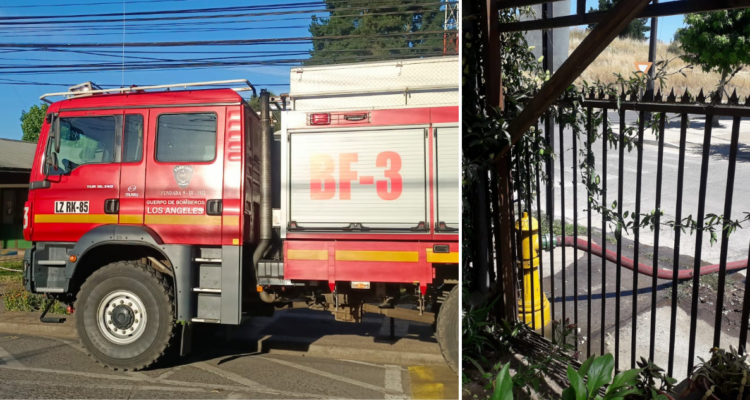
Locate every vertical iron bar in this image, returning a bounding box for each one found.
[577,0,585,16]
[473,173,490,294]
[528,128,537,331]
[586,106,593,359]
[740,243,750,353]
[542,0,555,335]
[686,113,713,375]
[573,110,580,353]
[714,116,741,347]
[516,143,526,324]
[507,154,521,323]
[559,107,568,327]
[546,110,556,335]
[490,168,506,318]
[631,111,645,369]
[601,107,608,357]
[667,113,688,377]
[649,113,666,362]
[615,106,626,372]
[536,124,546,335]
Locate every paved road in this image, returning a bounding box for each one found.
[541,112,750,264]
[0,307,457,399]
[0,333,456,399]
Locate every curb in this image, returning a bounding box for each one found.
[252,335,447,366]
[611,133,680,149]
[0,320,77,340]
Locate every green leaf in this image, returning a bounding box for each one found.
[490,364,513,400]
[607,368,641,395]
[579,355,595,377]
[562,387,577,400]
[587,354,615,395]
[566,366,587,400]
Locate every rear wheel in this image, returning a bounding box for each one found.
[435,285,458,373]
[75,260,175,370]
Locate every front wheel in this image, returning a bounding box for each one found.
[75,260,175,370]
[435,285,458,374]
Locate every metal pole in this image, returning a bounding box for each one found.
[646,0,659,97]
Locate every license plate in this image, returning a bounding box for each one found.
[54,201,89,214]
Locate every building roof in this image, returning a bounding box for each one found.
[0,138,36,172]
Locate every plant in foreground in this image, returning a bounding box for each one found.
[632,357,676,399]
[563,353,642,400]
[689,346,750,400]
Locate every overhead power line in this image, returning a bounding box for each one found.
[0,30,455,48]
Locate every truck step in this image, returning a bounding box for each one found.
[193,288,221,293]
[193,258,222,263]
[37,260,66,266]
[191,318,220,323]
[36,287,65,293]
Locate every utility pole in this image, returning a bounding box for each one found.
[443,0,458,55]
[646,0,658,97]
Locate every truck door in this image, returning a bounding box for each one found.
[31,110,122,243]
[119,111,148,225]
[144,108,225,245]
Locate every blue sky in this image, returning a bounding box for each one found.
[574,0,685,43]
[0,0,317,140]
[0,0,686,141]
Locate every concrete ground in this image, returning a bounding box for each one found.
[523,111,750,377]
[0,308,457,399]
[0,334,456,399]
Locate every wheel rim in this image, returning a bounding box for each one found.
[96,290,148,345]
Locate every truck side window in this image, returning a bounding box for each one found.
[48,116,117,175]
[123,114,144,163]
[156,113,217,162]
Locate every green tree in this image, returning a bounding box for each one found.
[306,0,445,64]
[588,0,649,41]
[676,10,750,96]
[20,103,48,143]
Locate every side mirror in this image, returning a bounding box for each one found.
[53,115,60,153]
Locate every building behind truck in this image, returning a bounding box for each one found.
[22,56,459,372]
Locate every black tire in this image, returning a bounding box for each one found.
[75,260,175,371]
[436,285,458,374]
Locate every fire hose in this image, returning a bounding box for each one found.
[549,235,748,280]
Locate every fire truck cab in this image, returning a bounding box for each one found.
[23,57,459,372]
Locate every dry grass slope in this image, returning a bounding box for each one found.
[570,28,750,99]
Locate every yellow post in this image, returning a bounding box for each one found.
[515,212,551,329]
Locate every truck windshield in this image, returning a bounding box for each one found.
[48,116,117,175]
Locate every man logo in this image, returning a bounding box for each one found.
[127,185,137,192]
[173,166,194,189]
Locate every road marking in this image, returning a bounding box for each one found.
[59,339,88,354]
[154,365,182,380]
[190,361,336,399]
[263,356,398,395]
[340,359,403,369]
[126,371,151,380]
[408,366,445,400]
[385,365,408,399]
[0,363,335,399]
[0,344,24,369]
[191,361,263,387]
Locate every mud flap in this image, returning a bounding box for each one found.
[180,322,193,357]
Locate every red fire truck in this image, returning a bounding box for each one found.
[22,57,459,372]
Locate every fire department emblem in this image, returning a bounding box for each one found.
[173,166,194,188]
